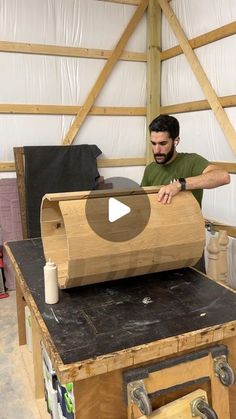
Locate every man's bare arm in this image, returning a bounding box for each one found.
[157,165,230,204]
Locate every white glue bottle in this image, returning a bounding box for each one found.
[44,259,59,304]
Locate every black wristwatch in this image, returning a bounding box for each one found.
[178,178,186,191]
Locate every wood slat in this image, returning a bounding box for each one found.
[97,0,141,4]
[0,104,146,116]
[0,94,235,117]
[0,161,15,171]
[0,40,146,62]
[205,218,236,238]
[97,157,145,167]
[161,21,236,61]
[211,161,236,174]
[2,159,236,173]
[161,95,236,115]
[62,0,148,145]
[158,0,236,157]
[146,0,161,164]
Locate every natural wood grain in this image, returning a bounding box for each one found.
[0,39,146,62]
[31,315,44,399]
[161,21,236,61]
[161,94,236,115]
[74,370,126,419]
[15,278,27,345]
[14,147,28,239]
[41,189,205,289]
[146,0,161,164]
[0,103,146,115]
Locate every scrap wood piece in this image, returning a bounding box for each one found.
[158,0,236,156]
[62,0,148,146]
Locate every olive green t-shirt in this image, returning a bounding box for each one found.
[141,153,209,206]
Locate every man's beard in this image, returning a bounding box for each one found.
[154,142,175,165]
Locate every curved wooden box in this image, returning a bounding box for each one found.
[40,187,205,289]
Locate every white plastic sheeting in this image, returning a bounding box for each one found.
[0,0,236,282]
[162,0,236,286]
[0,0,147,186]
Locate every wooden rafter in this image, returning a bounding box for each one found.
[62,0,148,145]
[158,0,236,157]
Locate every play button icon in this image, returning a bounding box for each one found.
[108,198,131,222]
[85,177,151,242]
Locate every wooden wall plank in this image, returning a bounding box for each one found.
[158,0,236,157]
[0,162,15,171]
[0,40,146,62]
[161,95,236,115]
[97,0,141,4]
[1,94,236,116]
[205,218,236,238]
[161,21,236,61]
[97,157,145,167]
[212,161,236,173]
[0,104,146,116]
[2,159,236,173]
[62,0,148,145]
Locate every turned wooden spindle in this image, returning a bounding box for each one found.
[217,230,229,282]
[207,236,220,281]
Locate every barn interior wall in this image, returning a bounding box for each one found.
[0,0,235,284]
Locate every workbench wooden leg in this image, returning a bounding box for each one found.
[15,276,26,346]
[31,314,44,399]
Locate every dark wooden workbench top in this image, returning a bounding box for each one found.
[6,238,236,366]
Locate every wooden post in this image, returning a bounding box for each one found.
[217,230,229,283]
[146,0,161,164]
[207,236,220,281]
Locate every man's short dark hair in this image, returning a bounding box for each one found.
[149,114,180,140]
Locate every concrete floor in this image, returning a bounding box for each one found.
[0,291,48,419]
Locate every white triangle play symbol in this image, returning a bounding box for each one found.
[108,198,131,223]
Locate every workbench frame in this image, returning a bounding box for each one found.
[6,241,236,418]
